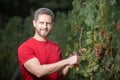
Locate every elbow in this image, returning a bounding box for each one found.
[35,70,47,78]
[36,74,42,78]
[34,71,43,78]
[35,71,49,78]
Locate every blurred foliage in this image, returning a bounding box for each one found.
[64,0,120,80]
[0,16,34,80]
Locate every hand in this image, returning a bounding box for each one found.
[67,55,79,66]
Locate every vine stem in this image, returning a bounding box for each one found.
[79,27,83,49]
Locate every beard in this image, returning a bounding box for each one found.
[36,29,51,38]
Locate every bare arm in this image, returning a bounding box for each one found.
[59,65,70,80]
[59,54,81,79]
[24,55,77,78]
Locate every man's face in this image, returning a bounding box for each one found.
[33,14,53,38]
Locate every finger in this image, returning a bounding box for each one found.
[69,65,74,69]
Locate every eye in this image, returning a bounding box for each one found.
[47,22,52,26]
[39,22,44,25]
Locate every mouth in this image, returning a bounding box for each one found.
[41,29,49,33]
[41,28,48,31]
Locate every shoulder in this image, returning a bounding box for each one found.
[48,40,60,47]
[18,38,36,65]
[18,38,34,51]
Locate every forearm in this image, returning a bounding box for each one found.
[59,65,70,80]
[34,59,69,77]
[62,65,70,76]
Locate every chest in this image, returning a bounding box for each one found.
[33,44,61,64]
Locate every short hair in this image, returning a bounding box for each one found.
[34,8,54,21]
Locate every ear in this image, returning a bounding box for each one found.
[33,20,36,28]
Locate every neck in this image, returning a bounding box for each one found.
[33,34,48,42]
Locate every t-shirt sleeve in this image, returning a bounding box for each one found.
[18,44,35,65]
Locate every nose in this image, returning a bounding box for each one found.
[43,23,47,29]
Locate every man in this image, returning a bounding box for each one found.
[18,8,79,80]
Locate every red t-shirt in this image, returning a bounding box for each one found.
[18,38,62,80]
